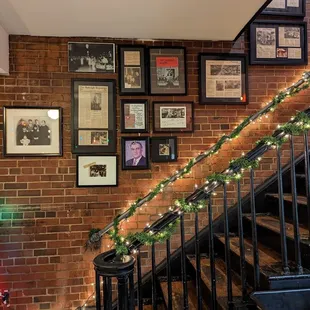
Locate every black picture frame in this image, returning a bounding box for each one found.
[151,136,178,163]
[250,20,308,66]
[120,99,149,133]
[71,79,116,154]
[3,106,63,157]
[76,155,118,187]
[68,42,116,73]
[149,46,187,96]
[262,0,305,17]
[199,53,248,105]
[118,45,148,95]
[153,101,194,133]
[121,137,150,170]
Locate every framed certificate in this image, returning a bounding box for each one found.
[262,0,305,17]
[71,79,116,153]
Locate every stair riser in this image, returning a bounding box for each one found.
[283,177,307,196]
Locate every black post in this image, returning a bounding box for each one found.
[223,184,233,305]
[250,168,260,290]
[208,196,217,310]
[304,131,310,240]
[152,243,157,310]
[118,275,129,310]
[166,239,173,310]
[129,272,135,310]
[237,180,247,300]
[95,272,101,310]
[180,214,189,310]
[276,146,290,274]
[290,135,303,274]
[137,252,143,310]
[194,212,202,310]
[103,276,112,310]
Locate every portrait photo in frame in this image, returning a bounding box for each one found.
[121,137,150,170]
[262,0,305,17]
[118,45,147,95]
[76,155,118,187]
[149,47,187,95]
[3,106,62,157]
[120,99,149,133]
[71,79,116,154]
[153,102,194,133]
[151,136,178,163]
[199,53,248,105]
[250,20,308,65]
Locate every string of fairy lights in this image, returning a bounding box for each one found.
[78,73,310,308]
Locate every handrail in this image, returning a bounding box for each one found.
[127,108,310,252]
[87,71,310,248]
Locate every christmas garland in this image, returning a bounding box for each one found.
[86,72,310,253]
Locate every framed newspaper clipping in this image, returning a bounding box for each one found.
[250,20,308,65]
[199,53,248,105]
[149,47,187,95]
[262,0,305,17]
[71,79,116,154]
[118,45,148,95]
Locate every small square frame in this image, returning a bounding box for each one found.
[151,136,178,163]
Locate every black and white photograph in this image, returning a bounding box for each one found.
[210,65,241,76]
[91,131,108,145]
[4,107,62,157]
[68,42,115,73]
[124,67,141,88]
[91,93,102,110]
[284,27,300,39]
[77,155,118,187]
[160,106,186,129]
[256,28,276,46]
[225,80,241,90]
[151,136,178,162]
[122,137,150,170]
[156,67,180,87]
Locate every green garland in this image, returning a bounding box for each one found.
[87,72,310,254]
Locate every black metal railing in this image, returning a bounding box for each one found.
[93,108,310,309]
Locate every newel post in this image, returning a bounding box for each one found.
[93,249,136,310]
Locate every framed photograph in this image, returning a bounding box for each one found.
[118,45,147,95]
[120,99,148,133]
[71,79,116,154]
[149,47,187,95]
[262,0,305,17]
[151,137,178,163]
[250,21,308,65]
[3,107,62,157]
[153,102,194,133]
[121,137,150,170]
[68,42,115,73]
[76,155,118,187]
[199,53,248,105]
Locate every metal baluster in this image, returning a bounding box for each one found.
[276,146,290,274]
[250,168,260,290]
[195,212,202,310]
[103,276,112,310]
[304,131,310,240]
[237,180,247,300]
[118,275,129,310]
[137,252,143,310]
[289,135,303,274]
[129,272,135,310]
[208,196,217,309]
[223,184,233,305]
[152,243,157,310]
[95,272,101,310]
[166,238,173,310]
[180,214,189,310]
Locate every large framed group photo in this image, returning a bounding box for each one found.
[3,107,62,157]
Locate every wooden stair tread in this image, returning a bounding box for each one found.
[135,306,165,310]
[266,193,307,205]
[160,280,208,310]
[245,214,309,239]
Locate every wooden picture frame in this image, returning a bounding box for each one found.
[118,45,148,95]
[121,137,150,170]
[262,0,305,17]
[250,20,308,66]
[199,53,248,105]
[120,99,149,133]
[71,79,116,154]
[153,101,194,133]
[149,47,187,95]
[76,155,118,187]
[151,136,178,163]
[3,106,63,157]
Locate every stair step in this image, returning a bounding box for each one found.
[266,193,307,206]
[160,280,208,310]
[296,174,306,178]
[188,256,243,309]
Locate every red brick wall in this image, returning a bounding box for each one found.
[1,12,310,309]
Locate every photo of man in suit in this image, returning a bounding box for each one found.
[126,141,146,166]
